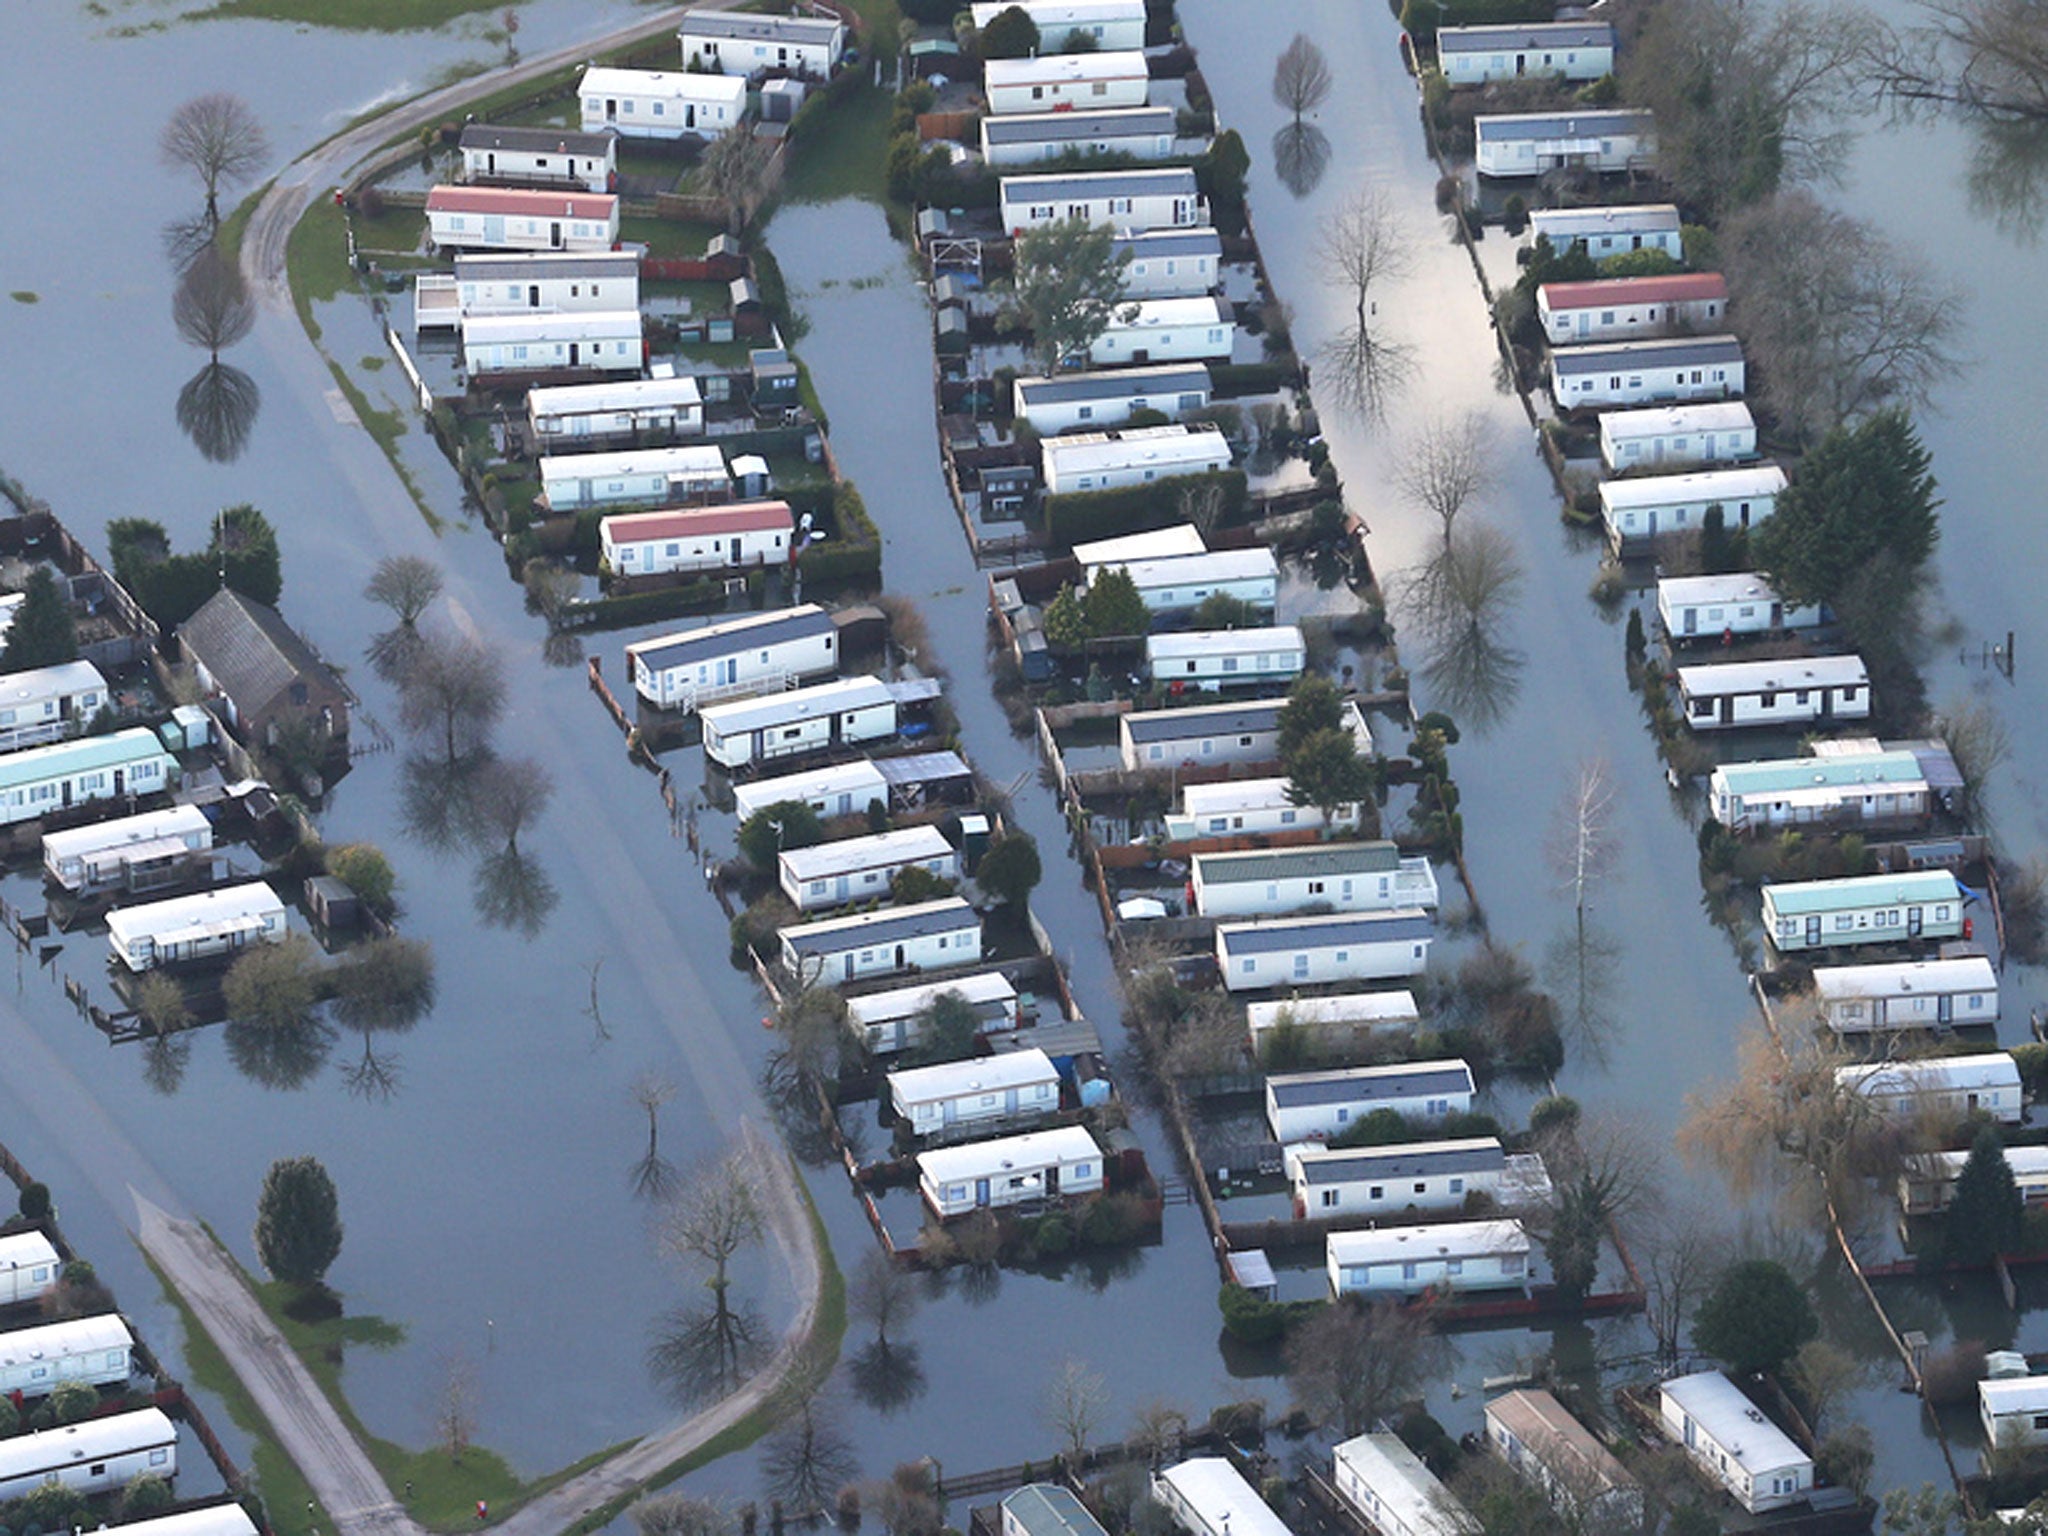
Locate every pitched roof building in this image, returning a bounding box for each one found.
[177,589,350,751]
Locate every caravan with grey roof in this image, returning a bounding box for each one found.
[1475,110,1655,177]
[1551,336,1746,410]
[780,898,983,984]
[1192,843,1437,919]
[1437,21,1614,85]
[1217,910,1434,992]
[1267,1060,1475,1143]
[981,106,1177,167]
[624,605,837,713]
[1000,168,1206,236]
[1012,363,1212,435]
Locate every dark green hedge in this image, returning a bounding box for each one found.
[1209,362,1299,397]
[564,571,769,631]
[797,479,881,585]
[1044,469,1247,549]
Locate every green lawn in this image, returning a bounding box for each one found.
[643,277,732,316]
[183,0,515,30]
[619,215,717,260]
[354,201,429,258]
[779,79,894,205]
[286,197,356,342]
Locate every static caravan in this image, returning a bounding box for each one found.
[1267,1060,1475,1143]
[1290,1138,1504,1219]
[981,106,1177,167]
[1600,465,1787,549]
[1599,401,1757,471]
[107,881,288,972]
[528,373,704,446]
[1836,1052,2021,1125]
[0,1407,177,1502]
[1676,654,1870,730]
[983,51,1150,115]
[1709,751,1929,833]
[1150,1460,1293,1536]
[42,805,214,895]
[918,1125,1103,1217]
[779,825,960,912]
[1529,204,1683,263]
[1903,1145,2048,1215]
[604,502,793,579]
[1003,1486,1110,1536]
[1217,910,1435,993]
[1087,296,1234,366]
[779,897,982,984]
[454,250,641,319]
[1981,1378,2048,1453]
[0,1315,134,1398]
[700,676,897,769]
[679,11,847,77]
[1436,21,1615,85]
[970,0,1147,51]
[103,1509,259,1536]
[539,445,729,511]
[846,972,1020,1055]
[1474,110,1656,177]
[1659,1372,1812,1514]
[1073,525,1207,565]
[1244,991,1421,1055]
[1119,697,1288,772]
[1763,870,1968,953]
[887,1048,1060,1141]
[1658,573,1817,643]
[1333,1435,1476,1536]
[1813,956,1998,1034]
[1538,272,1728,346]
[1326,1220,1530,1297]
[461,310,644,377]
[1111,227,1224,299]
[733,759,890,824]
[1166,775,1364,841]
[1549,335,1746,411]
[1485,1390,1643,1532]
[999,168,1204,237]
[0,1232,59,1307]
[1043,424,1233,497]
[0,660,107,752]
[1192,843,1439,920]
[425,186,620,254]
[579,67,746,140]
[626,606,837,711]
[459,123,615,192]
[1013,363,1213,435]
[0,730,177,828]
[1086,549,1278,617]
[1145,626,1307,689]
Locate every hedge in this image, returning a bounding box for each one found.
[1044,469,1247,549]
[797,479,881,585]
[1209,362,1299,397]
[564,571,768,631]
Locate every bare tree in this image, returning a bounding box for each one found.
[1159,992,1248,1082]
[1789,1338,1868,1435]
[649,1143,767,1403]
[1272,34,1334,123]
[1285,1297,1446,1436]
[1396,521,1526,729]
[1317,186,1411,333]
[1127,1402,1188,1467]
[1547,759,1618,927]
[1043,1357,1109,1465]
[398,632,507,763]
[366,555,444,627]
[1867,0,2048,120]
[1638,1199,1722,1367]
[1396,410,1496,543]
[761,1385,859,1516]
[632,1494,730,1536]
[467,755,553,851]
[630,1071,679,1200]
[870,1463,943,1536]
[1178,478,1230,541]
[849,1249,921,1354]
[433,1351,479,1465]
[702,127,775,233]
[161,94,270,225]
[1938,697,2012,829]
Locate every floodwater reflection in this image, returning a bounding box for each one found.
[170,243,260,463]
[1271,121,1332,198]
[1395,523,1526,731]
[224,1014,336,1091]
[847,1338,928,1415]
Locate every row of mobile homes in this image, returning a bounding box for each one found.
[1086,549,1278,617]
[1710,751,1929,833]
[626,606,837,712]
[1485,1390,1643,1532]
[0,1314,134,1397]
[918,1125,1102,1217]
[1002,1486,1110,1536]
[1088,296,1234,366]
[1042,423,1233,497]
[0,1407,178,1502]
[603,502,794,580]
[1115,228,1223,298]
[1550,335,1745,411]
[733,759,889,823]
[984,50,1150,115]
[42,805,213,895]
[1192,843,1439,921]
[1904,1144,2048,1215]
[1765,870,1966,954]
[1151,1460,1292,1536]
[1146,626,1306,688]
[1981,1378,2048,1452]
[1334,1436,1475,1536]
[1474,110,1656,177]
[1538,272,1727,346]
[1013,363,1212,435]
[1677,654,1870,730]
[1268,1060,1474,1143]
[1600,402,1756,472]
[981,105,1177,167]
[462,310,644,377]
[0,661,107,752]
[1246,990,1421,1056]
[779,825,959,912]
[999,168,1205,238]
[1290,1138,1504,1219]
[1659,1372,1812,1514]
[1815,955,1999,1034]
[848,972,1020,1055]
[0,730,178,827]
[1602,464,1786,549]
[1530,203,1683,262]
[107,882,287,972]
[528,372,703,446]
[1659,572,1815,642]
[1166,776,1363,841]
[701,676,897,768]
[1437,20,1614,85]
[679,10,846,77]
[0,1232,59,1306]
[1119,695,1284,771]
[887,1048,1060,1141]
[425,186,619,254]
[579,67,746,140]
[1837,1052,2021,1124]
[1218,910,1435,992]
[540,445,728,511]
[970,0,1147,50]
[780,897,981,984]
[1326,1219,1530,1297]
[459,123,615,192]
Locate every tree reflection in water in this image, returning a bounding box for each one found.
[176,361,261,464]
[1394,522,1526,731]
[847,1338,928,1415]
[1272,121,1332,199]
[140,1032,193,1096]
[225,1016,336,1091]
[170,242,260,463]
[397,751,562,936]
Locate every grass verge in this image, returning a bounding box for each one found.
[182,0,510,29]
[287,198,355,344]
[323,358,445,533]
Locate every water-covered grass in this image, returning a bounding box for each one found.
[182,0,514,30]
